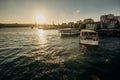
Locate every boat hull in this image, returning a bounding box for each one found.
[60,29,79,36]
[80,39,98,45]
[61,32,79,36]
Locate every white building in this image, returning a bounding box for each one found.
[86,22,100,30]
[100,14,114,23]
[100,14,119,29]
[115,16,120,22]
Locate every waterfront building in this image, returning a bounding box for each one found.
[86,22,100,30]
[100,14,120,29]
[100,14,114,22]
[115,16,120,22]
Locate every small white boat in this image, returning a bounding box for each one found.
[60,28,79,36]
[80,29,99,45]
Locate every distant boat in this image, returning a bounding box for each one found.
[31,26,38,29]
[60,28,80,36]
[80,29,99,45]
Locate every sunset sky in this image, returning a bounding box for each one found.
[0,0,120,24]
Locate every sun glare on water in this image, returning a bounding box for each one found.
[37,29,46,43]
[36,14,45,24]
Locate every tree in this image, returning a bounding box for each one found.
[79,24,86,30]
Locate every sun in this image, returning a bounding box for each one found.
[36,14,45,24]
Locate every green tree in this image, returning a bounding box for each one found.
[79,24,86,30]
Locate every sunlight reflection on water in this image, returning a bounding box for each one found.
[37,29,47,43]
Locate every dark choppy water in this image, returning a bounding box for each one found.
[0,28,120,80]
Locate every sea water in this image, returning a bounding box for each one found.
[0,28,120,80]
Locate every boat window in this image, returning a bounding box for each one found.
[90,32,97,37]
[82,32,98,40]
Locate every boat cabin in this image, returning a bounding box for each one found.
[80,29,99,45]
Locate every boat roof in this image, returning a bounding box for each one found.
[60,28,79,31]
[80,29,97,33]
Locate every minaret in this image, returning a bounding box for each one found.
[52,20,54,25]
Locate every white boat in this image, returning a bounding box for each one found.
[80,29,99,45]
[60,28,80,36]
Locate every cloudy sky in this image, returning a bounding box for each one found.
[0,0,120,24]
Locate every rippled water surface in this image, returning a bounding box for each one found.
[0,28,120,80]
